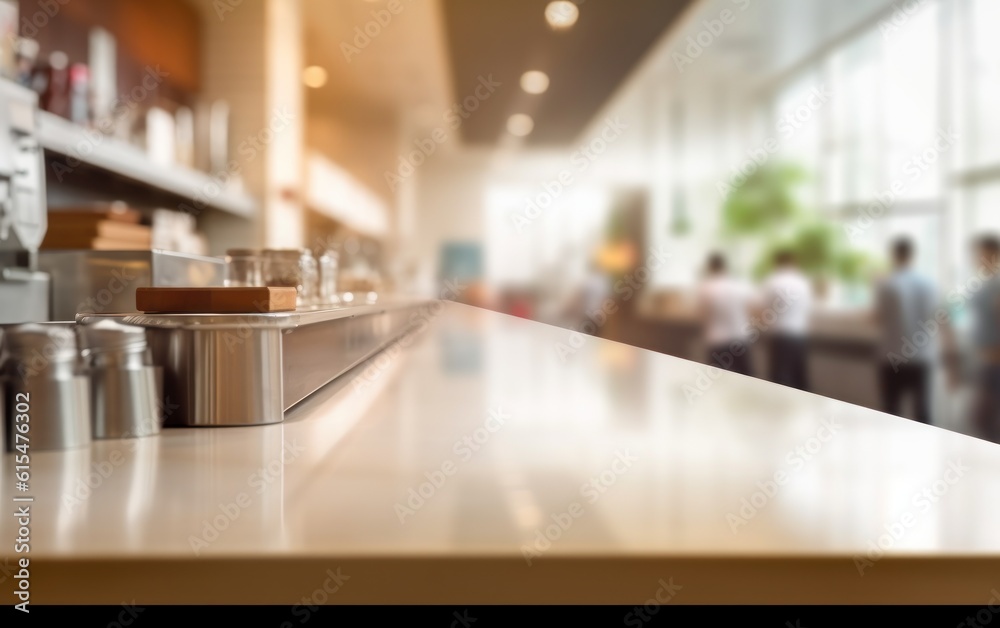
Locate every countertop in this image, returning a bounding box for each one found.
[2,303,1000,604]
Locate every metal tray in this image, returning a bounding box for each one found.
[79,299,432,426]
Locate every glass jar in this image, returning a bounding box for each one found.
[298,249,318,306]
[263,248,302,301]
[318,249,339,305]
[224,248,262,287]
[263,248,318,307]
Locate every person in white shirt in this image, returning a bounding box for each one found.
[697,253,755,376]
[762,249,813,391]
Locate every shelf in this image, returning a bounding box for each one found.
[36,110,258,218]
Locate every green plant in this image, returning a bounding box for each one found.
[721,163,809,236]
[722,162,875,284]
[751,221,876,283]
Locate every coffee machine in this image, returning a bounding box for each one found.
[0,79,49,323]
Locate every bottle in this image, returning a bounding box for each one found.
[39,51,70,118]
[318,249,340,305]
[298,249,318,307]
[69,62,90,126]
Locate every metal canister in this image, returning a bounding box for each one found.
[0,327,5,454]
[77,320,162,439]
[2,323,91,451]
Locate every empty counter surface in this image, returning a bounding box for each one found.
[2,303,999,603]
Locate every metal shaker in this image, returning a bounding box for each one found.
[0,327,5,454]
[2,323,91,451]
[78,319,162,439]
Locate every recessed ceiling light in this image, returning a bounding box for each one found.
[507,114,534,137]
[520,70,550,95]
[302,66,328,88]
[545,1,579,30]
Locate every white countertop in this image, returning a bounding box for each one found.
[3,303,1000,603]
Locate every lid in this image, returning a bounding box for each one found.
[4,323,78,361]
[226,248,258,257]
[77,319,148,354]
[262,248,304,259]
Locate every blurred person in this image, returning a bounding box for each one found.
[970,235,1000,442]
[582,259,610,324]
[874,238,937,424]
[762,249,812,391]
[697,253,754,376]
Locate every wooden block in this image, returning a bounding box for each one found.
[42,232,152,251]
[48,204,142,224]
[46,220,151,243]
[41,237,151,251]
[136,287,298,313]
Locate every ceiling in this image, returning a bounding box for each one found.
[303,0,693,147]
[303,0,452,125]
[442,0,693,146]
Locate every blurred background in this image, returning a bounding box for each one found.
[4,0,1000,439]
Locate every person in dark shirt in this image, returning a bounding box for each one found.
[874,238,938,423]
[970,235,1000,442]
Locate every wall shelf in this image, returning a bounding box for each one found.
[36,110,258,219]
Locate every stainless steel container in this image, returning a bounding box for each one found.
[0,370,6,454]
[3,323,91,451]
[0,327,5,453]
[80,300,431,427]
[78,319,162,439]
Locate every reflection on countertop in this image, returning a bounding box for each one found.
[2,302,999,603]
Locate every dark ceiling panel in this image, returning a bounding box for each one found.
[442,0,691,146]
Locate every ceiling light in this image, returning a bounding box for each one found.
[507,114,534,137]
[302,66,328,89]
[520,70,550,95]
[545,1,579,30]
